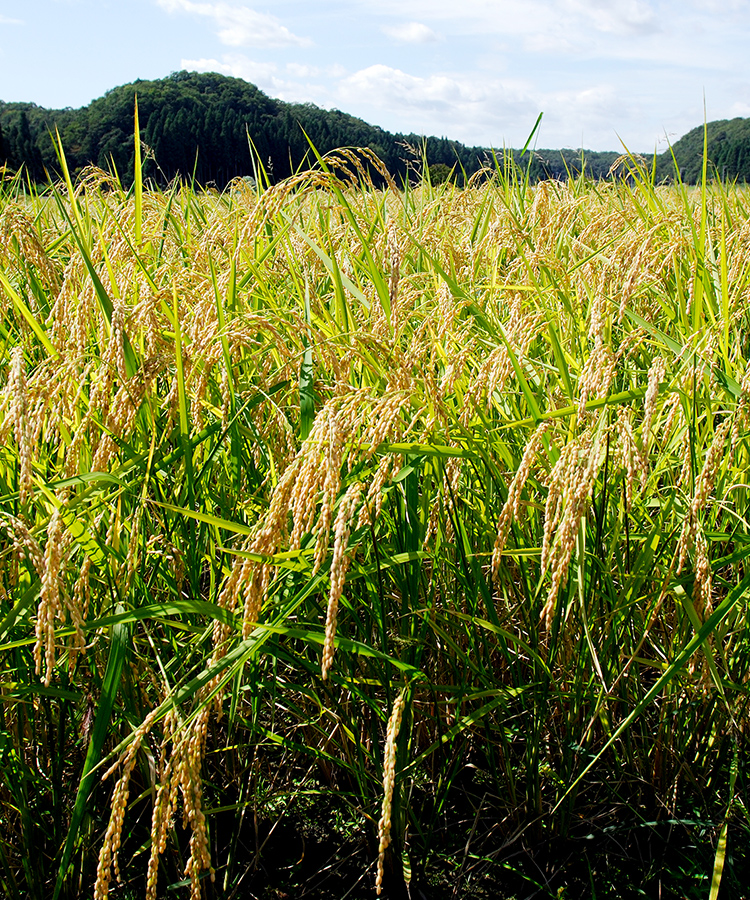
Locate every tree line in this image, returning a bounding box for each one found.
[1,71,743,188]
[0,72,622,188]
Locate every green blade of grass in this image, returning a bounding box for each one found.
[552,566,750,815]
[0,271,57,358]
[133,97,142,247]
[53,614,130,900]
[300,277,315,440]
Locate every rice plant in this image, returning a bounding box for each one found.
[1,140,750,899]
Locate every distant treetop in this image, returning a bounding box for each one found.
[0,71,740,187]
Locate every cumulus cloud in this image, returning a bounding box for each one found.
[339,64,524,112]
[563,0,659,35]
[382,21,440,43]
[286,62,319,78]
[182,54,331,105]
[158,0,311,48]
[162,0,750,151]
[182,55,278,83]
[334,62,643,149]
[691,0,747,9]
[352,0,664,45]
[337,64,538,140]
[286,62,346,79]
[347,0,562,36]
[340,65,461,114]
[523,33,577,53]
[543,84,626,130]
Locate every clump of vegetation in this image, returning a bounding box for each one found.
[1,139,750,900]
[0,71,495,189]
[427,163,457,186]
[0,71,629,189]
[655,116,750,183]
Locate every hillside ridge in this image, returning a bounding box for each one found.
[0,71,743,186]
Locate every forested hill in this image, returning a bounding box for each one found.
[0,71,488,186]
[654,117,750,182]
[0,71,622,187]
[4,71,746,187]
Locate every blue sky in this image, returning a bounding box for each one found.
[1,0,750,151]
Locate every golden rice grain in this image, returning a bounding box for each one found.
[492,421,549,581]
[643,356,667,443]
[541,427,605,628]
[94,707,162,900]
[9,347,32,505]
[616,409,648,511]
[35,507,69,686]
[376,686,408,896]
[322,481,363,680]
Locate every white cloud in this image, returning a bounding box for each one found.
[286,62,346,78]
[158,0,311,48]
[159,0,750,151]
[334,61,646,149]
[286,62,319,78]
[340,65,477,111]
[691,0,747,9]
[352,0,664,44]
[182,55,278,83]
[337,64,537,140]
[382,21,440,43]
[542,84,628,136]
[563,0,659,35]
[348,0,564,36]
[0,14,23,24]
[523,33,577,53]
[181,54,332,105]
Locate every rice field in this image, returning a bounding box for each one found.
[1,146,750,899]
